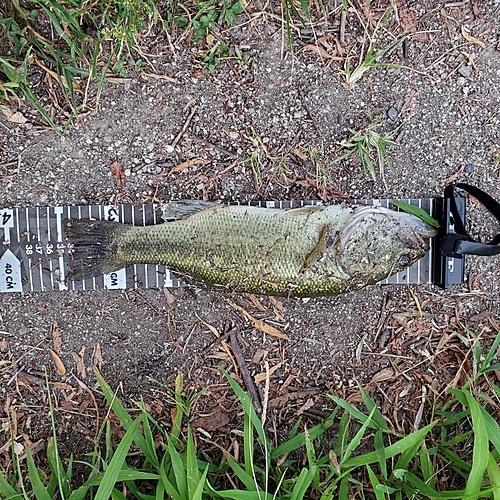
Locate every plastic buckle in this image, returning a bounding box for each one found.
[440,233,468,259]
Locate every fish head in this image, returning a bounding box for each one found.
[336,206,438,284]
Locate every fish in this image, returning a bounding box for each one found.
[63,202,437,297]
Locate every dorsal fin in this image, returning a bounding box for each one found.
[161,200,220,221]
[285,205,324,216]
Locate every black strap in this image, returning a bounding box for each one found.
[442,183,500,257]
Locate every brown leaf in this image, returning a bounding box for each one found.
[163,288,176,305]
[49,348,66,375]
[0,338,8,351]
[472,1,484,21]
[9,112,28,124]
[302,44,334,59]
[251,348,267,364]
[441,164,465,186]
[294,397,314,416]
[226,299,290,340]
[461,26,486,48]
[191,407,229,431]
[254,362,283,383]
[92,343,102,371]
[37,304,47,315]
[110,161,125,188]
[71,347,86,378]
[49,381,74,390]
[51,320,62,353]
[367,367,395,386]
[167,157,205,177]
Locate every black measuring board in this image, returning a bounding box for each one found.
[0,199,456,293]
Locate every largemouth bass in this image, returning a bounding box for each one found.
[64,202,437,297]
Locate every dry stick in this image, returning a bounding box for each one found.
[191,135,238,158]
[340,9,347,45]
[172,104,198,148]
[230,332,262,413]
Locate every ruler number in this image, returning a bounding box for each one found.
[107,207,118,221]
[1,212,12,226]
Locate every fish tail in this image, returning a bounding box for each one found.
[64,219,129,280]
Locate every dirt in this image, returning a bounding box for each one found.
[1,0,500,480]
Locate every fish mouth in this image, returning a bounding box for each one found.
[392,211,438,239]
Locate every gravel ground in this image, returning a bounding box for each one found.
[1,0,500,469]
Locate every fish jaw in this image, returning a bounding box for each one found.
[388,210,438,240]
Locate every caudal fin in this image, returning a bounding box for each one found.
[64,219,127,280]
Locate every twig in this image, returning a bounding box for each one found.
[172,103,198,148]
[230,332,262,413]
[340,9,347,45]
[191,135,238,158]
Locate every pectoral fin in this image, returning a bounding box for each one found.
[300,225,328,272]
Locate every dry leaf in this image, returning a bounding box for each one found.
[110,161,125,188]
[0,338,8,351]
[441,164,465,185]
[367,367,395,386]
[1,107,27,123]
[254,362,283,383]
[302,44,334,59]
[8,112,28,124]
[51,320,62,353]
[1,107,13,120]
[167,157,204,177]
[471,0,484,21]
[163,288,176,305]
[71,347,86,378]
[37,304,47,315]
[226,299,290,340]
[191,407,229,431]
[195,313,220,338]
[50,381,75,390]
[92,343,102,370]
[294,397,314,416]
[461,26,485,48]
[49,348,66,375]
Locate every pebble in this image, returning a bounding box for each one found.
[387,107,398,121]
[464,164,474,173]
[459,65,472,78]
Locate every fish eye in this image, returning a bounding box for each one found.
[398,254,410,266]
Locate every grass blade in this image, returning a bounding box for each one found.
[94,416,142,499]
[463,390,489,497]
[343,422,437,469]
[391,200,440,228]
[25,445,52,500]
[340,407,376,465]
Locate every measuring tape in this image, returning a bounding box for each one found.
[0,198,451,294]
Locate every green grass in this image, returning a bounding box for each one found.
[336,110,401,181]
[2,331,500,499]
[340,6,405,88]
[0,0,246,130]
